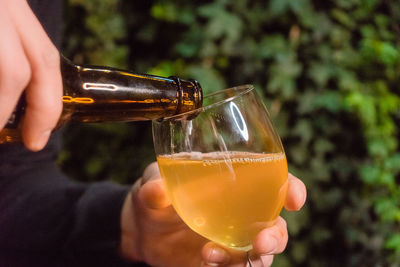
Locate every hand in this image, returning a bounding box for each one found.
[119,162,306,267]
[0,0,62,151]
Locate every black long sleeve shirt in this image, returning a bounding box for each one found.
[0,1,135,266]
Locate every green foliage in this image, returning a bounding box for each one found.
[62,0,400,265]
[64,0,128,67]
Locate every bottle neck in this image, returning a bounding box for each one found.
[0,56,203,144]
[61,56,203,123]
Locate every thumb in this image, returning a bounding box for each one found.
[141,161,161,184]
[138,162,171,209]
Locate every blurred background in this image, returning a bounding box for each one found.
[60,0,400,266]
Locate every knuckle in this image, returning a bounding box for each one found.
[14,62,32,89]
[276,216,287,229]
[0,57,31,92]
[44,45,60,68]
[36,44,60,71]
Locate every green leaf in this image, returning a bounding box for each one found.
[375,198,399,222]
[268,0,292,16]
[307,62,334,87]
[257,35,288,59]
[293,119,313,144]
[314,91,343,113]
[345,91,377,127]
[289,143,309,165]
[151,2,178,22]
[331,8,356,28]
[267,53,302,99]
[185,66,226,95]
[360,164,380,184]
[384,154,400,171]
[368,138,389,157]
[386,234,400,252]
[314,138,334,156]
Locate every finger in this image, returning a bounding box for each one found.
[253,216,288,255]
[7,0,62,151]
[202,243,272,267]
[138,178,171,209]
[201,262,225,267]
[201,242,231,266]
[138,162,171,209]
[141,161,161,185]
[247,251,271,267]
[0,3,31,129]
[260,255,274,267]
[284,173,307,211]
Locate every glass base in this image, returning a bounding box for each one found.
[230,244,253,252]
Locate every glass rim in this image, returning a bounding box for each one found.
[159,84,255,121]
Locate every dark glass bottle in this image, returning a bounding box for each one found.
[0,56,203,144]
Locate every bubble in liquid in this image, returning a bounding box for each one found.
[194,216,205,227]
[165,151,285,165]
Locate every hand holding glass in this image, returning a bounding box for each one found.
[152,85,288,251]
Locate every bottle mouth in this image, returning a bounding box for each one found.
[157,84,254,121]
[190,79,203,111]
[169,76,203,117]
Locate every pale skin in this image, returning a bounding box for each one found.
[119,163,306,267]
[0,0,62,151]
[0,0,307,266]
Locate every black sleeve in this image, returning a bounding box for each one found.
[0,1,149,266]
[0,133,132,267]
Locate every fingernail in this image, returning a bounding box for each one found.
[201,262,218,267]
[206,247,230,265]
[30,130,51,151]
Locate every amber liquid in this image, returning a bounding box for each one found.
[157,152,288,250]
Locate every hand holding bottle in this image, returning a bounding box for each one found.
[0,0,62,151]
[119,162,307,266]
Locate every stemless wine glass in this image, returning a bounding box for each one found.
[152,85,288,255]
